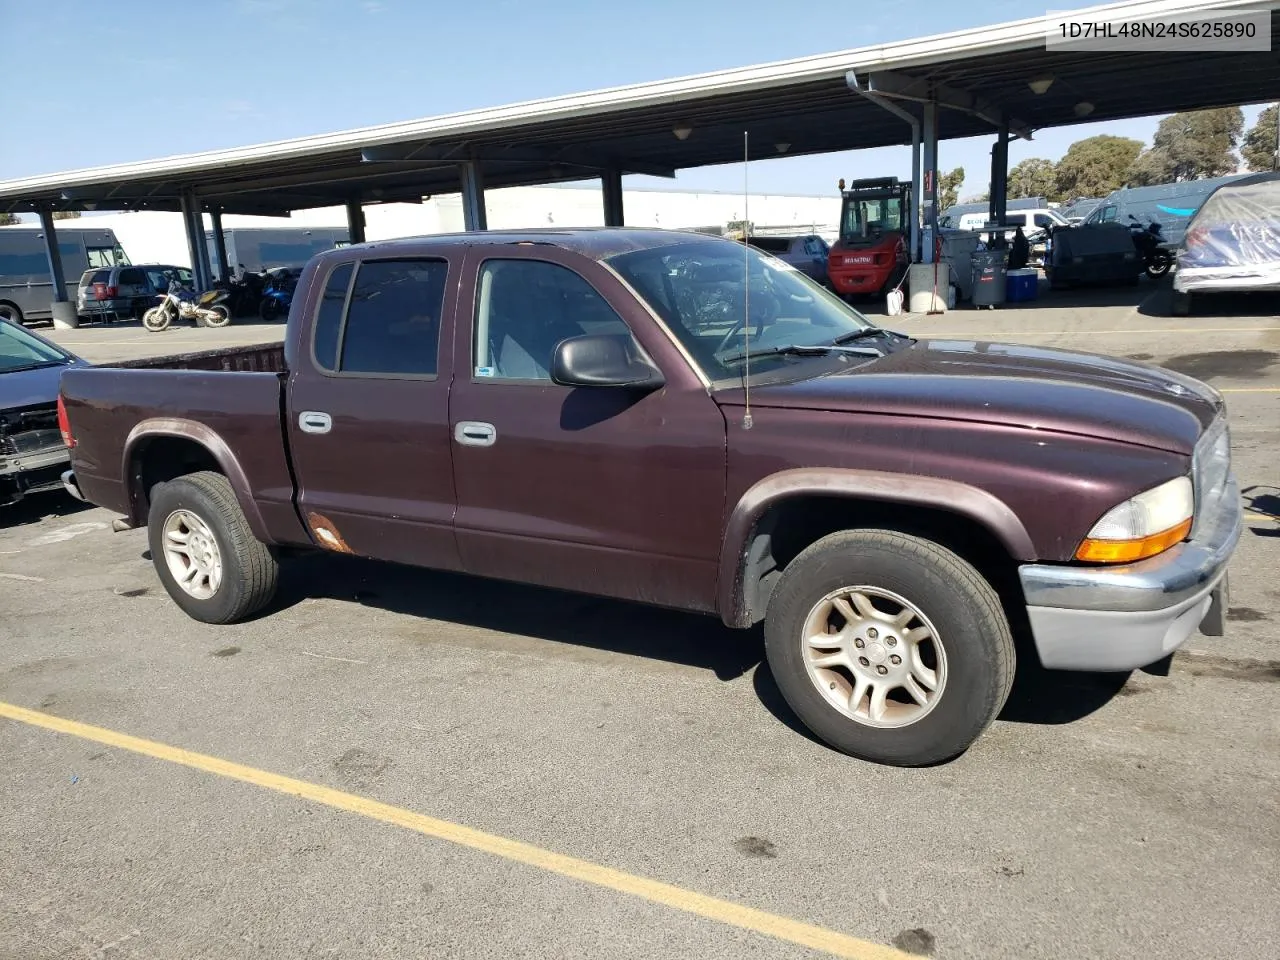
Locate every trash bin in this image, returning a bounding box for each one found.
[971,250,1007,309]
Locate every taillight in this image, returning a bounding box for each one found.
[57,394,75,448]
[106,285,119,298]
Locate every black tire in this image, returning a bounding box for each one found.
[259,298,279,322]
[763,529,1015,766]
[1145,252,1172,279]
[147,470,278,624]
[0,303,22,325]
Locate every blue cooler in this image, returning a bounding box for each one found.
[1006,268,1038,302]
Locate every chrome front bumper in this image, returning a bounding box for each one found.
[1018,474,1242,671]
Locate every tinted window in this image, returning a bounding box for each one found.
[339,259,446,376]
[749,237,791,253]
[474,259,629,381]
[119,267,145,284]
[313,262,352,370]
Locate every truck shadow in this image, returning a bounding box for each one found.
[272,552,1132,735]
[0,492,95,529]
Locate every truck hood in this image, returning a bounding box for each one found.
[734,338,1222,455]
[0,361,77,412]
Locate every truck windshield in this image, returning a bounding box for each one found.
[841,196,903,241]
[605,239,878,385]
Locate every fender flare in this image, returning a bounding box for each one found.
[122,417,270,542]
[716,468,1037,628]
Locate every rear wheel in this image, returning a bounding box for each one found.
[763,529,1015,766]
[198,305,231,328]
[0,303,22,325]
[147,471,278,624]
[259,298,279,322]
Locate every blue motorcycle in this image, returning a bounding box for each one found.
[258,266,302,322]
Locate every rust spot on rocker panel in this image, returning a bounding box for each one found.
[306,512,353,554]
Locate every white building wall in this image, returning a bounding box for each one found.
[71,185,837,266]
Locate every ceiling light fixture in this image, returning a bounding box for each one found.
[1028,76,1055,95]
[1073,101,1095,117]
[672,122,693,141]
[775,141,791,154]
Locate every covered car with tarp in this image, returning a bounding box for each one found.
[1174,172,1280,307]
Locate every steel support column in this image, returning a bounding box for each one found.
[180,190,210,290]
[210,207,230,282]
[601,169,625,227]
[460,161,487,231]
[921,100,939,264]
[37,207,68,303]
[910,127,922,263]
[345,200,366,245]
[989,121,1010,227]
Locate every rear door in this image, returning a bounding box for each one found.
[446,245,727,612]
[285,252,462,570]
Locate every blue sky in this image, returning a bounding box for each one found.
[0,0,1268,200]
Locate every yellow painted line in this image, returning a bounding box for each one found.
[0,701,912,960]
[1245,512,1277,522]
[1220,387,1280,394]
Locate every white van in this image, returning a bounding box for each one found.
[0,226,130,325]
[955,208,1070,237]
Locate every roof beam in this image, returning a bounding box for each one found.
[361,142,676,179]
[857,70,1033,141]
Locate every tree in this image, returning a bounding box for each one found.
[1008,158,1058,200]
[1054,135,1143,199]
[1127,108,1244,184]
[938,167,964,212]
[0,212,20,226]
[1241,104,1279,172]
[51,210,82,220]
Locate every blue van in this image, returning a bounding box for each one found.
[1083,175,1251,247]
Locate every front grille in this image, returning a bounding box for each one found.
[0,405,60,457]
[1191,416,1232,541]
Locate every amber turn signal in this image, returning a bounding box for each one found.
[1075,518,1193,564]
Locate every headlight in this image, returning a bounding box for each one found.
[1075,476,1194,563]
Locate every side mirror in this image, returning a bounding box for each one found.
[551,334,665,390]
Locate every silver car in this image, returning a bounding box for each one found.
[745,234,831,284]
[77,264,193,322]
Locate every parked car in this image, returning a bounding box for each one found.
[1,315,85,505]
[1173,172,1280,314]
[745,234,830,283]
[77,264,194,322]
[58,228,1240,766]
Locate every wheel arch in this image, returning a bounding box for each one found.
[122,418,270,541]
[717,468,1037,628]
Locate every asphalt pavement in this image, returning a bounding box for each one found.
[4,279,1278,960]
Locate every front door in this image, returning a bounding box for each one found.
[447,245,727,612]
[286,253,462,570]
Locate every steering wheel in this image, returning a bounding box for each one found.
[714,291,780,355]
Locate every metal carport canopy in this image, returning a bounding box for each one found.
[1,0,1277,216]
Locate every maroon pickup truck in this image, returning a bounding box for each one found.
[58,228,1241,766]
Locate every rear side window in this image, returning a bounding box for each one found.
[312,263,353,370]
[119,267,145,284]
[339,259,447,376]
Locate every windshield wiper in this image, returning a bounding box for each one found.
[831,326,904,346]
[720,342,882,366]
[1,360,65,374]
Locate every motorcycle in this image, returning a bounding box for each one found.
[142,280,232,332]
[212,263,266,318]
[1128,215,1174,279]
[258,266,301,322]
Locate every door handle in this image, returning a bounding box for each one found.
[454,421,496,447]
[299,411,332,434]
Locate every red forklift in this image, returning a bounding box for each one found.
[826,177,913,299]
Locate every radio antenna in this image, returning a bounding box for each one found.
[741,130,753,430]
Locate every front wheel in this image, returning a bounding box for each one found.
[259,298,279,322]
[147,471,278,624]
[763,529,1015,766]
[199,305,231,328]
[1145,251,1172,279]
[142,306,170,332]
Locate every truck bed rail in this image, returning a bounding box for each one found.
[113,342,286,373]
